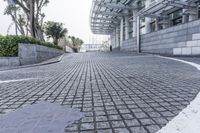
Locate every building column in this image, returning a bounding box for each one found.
[189,13,197,21]
[145,18,151,33]
[189,2,198,21]
[182,9,188,23]
[136,16,140,53]
[120,18,124,49]
[161,17,169,29]
[116,27,120,48]
[113,31,116,48]
[110,35,113,48]
[132,10,137,37]
[125,16,130,40]
[144,0,151,34]
[155,19,159,31]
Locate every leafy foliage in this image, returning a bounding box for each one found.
[68,36,84,52]
[4,0,49,40]
[0,35,62,57]
[44,21,68,45]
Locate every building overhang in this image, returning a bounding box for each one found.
[90,0,136,35]
[90,0,199,35]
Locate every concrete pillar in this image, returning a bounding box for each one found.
[136,16,140,53]
[125,16,130,40]
[189,13,197,21]
[145,18,151,33]
[162,18,169,29]
[189,3,198,21]
[120,18,124,49]
[132,10,137,37]
[110,35,114,48]
[115,30,117,48]
[116,27,120,48]
[112,33,115,48]
[144,0,151,34]
[155,19,159,31]
[182,9,188,23]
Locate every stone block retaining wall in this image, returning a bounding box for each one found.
[121,19,200,56]
[0,43,64,67]
[0,57,20,67]
[19,44,64,65]
[121,38,137,52]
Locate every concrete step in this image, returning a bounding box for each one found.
[192,33,200,40]
[186,40,200,47]
[173,47,200,55]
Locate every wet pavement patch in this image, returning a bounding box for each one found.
[0,102,84,133]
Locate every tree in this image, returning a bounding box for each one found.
[69,36,84,52]
[44,21,68,45]
[4,0,49,40]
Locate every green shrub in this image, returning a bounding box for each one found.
[0,35,62,57]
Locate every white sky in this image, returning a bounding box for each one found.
[0,0,109,44]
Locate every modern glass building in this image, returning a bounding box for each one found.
[90,0,200,55]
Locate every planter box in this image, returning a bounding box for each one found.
[0,57,20,67]
[0,43,64,67]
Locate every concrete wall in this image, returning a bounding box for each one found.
[120,19,200,56]
[0,57,20,67]
[19,43,64,65]
[141,19,200,55]
[0,43,64,67]
[121,38,137,52]
[65,46,74,53]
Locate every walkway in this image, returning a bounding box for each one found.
[0,52,200,133]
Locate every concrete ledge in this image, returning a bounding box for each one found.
[181,47,192,55]
[19,43,64,65]
[0,54,65,71]
[0,43,64,67]
[186,40,200,47]
[0,57,20,67]
[173,48,182,55]
[192,33,200,40]
[65,46,74,53]
[192,47,200,55]
[173,47,200,56]
[141,19,200,55]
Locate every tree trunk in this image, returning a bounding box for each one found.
[53,38,58,45]
[30,0,36,38]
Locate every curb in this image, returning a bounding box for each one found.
[0,54,65,71]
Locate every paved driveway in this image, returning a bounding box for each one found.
[0,52,200,133]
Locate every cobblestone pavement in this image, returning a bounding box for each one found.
[0,52,200,133]
[175,57,200,65]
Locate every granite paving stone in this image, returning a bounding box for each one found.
[0,52,200,133]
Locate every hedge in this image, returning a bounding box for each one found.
[0,35,62,57]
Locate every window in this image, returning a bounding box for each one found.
[169,9,182,26]
[198,4,200,18]
[137,1,145,10]
[150,21,156,32]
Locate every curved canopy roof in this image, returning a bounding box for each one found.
[90,0,137,35]
[90,0,197,35]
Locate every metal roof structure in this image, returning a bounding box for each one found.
[90,0,198,35]
[90,0,137,35]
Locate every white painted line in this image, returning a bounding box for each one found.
[0,78,39,84]
[156,56,200,133]
[157,56,200,71]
